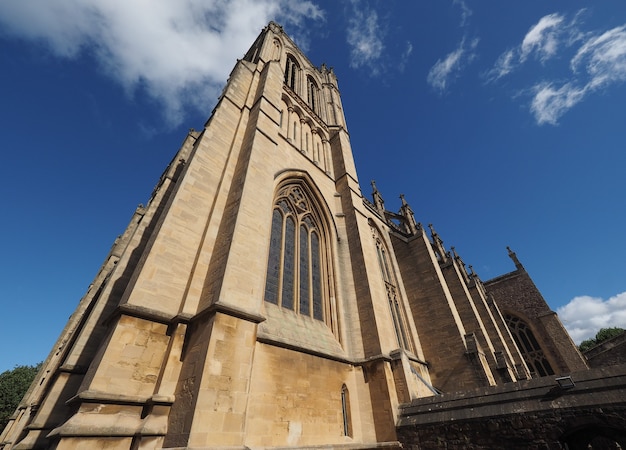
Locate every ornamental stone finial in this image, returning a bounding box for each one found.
[507,246,524,271]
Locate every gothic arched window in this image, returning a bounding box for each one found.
[504,314,555,377]
[306,76,319,113]
[372,227,413,352]
[264,183,329,322]
[284,55,299,91]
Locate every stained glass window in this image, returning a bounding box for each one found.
[311,231,323,320]
[264,209,283,304]
[299,225,310,316]
[263,183,329,323]
[281,217,295,310]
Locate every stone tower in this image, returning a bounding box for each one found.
[1,22,588,450]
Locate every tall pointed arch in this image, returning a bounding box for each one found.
[284,53,300,91]
[264,178,335,329]
[370,223,414,352]
[504,313,555,377]
[306,75,320,114]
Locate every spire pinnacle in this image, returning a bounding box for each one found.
[507,246,524,271]
[429,223,449,263]
[399,194,418,234]
[371,180,385,214]
[451,246,470,282]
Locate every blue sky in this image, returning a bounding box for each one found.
[1,0,625,372]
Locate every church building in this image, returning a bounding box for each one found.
[3,22,624,450]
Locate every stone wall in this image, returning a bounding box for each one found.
[399,407,626,449]
[485,269,588,374]
[585,331,626,369]
[397,365,626,449]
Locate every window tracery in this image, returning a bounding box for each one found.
[504,314,555,377]
[264,183,329,322]
[372,226,413,351]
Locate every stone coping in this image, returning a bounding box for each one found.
[398,364,626,426]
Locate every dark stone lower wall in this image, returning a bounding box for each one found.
[397,406,626,449]
[397,365,626,450]
[584,331,626,369]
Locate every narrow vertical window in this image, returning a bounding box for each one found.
[341,385,352,437]
[307,76,319,113]
[372,228,412,352]
[264,209,283,304]
[299,225,310,316]
[284,55,299,90]
[311,231,323,320]
[281,216,296,310]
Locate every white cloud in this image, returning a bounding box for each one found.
[557,291,626,344]
[0,0,323,125]
[529,82,586,125]
[427,37,478,93]
[486,49,516,82]
[520,13,565,63]
[571,25,626,89]
[485,12,574,83]
[529,23,626,125]
[484,10,626,125]
[346,1,384,72]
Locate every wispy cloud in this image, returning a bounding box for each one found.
[427,37,479,93]
[571,25,626,89]
[529,82,586,125]
[399,41,414,72]
[557,291,626,344]
[486,10,626,125]
[520,13,565,63]
[488,49,517,81]
[346,1,385,73]
[453,0,473,27]
[530,23,626,125]
[485,12,574,82]
[0,0,324,126]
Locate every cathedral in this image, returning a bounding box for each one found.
[2,22,625,450]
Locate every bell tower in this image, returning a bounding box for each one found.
[2,22,434,450]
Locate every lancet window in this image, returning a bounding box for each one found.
[504,314,555,377]
[341,384,352,437]
[306,76,319,114]
[372,227,412,351]
[284,54,299,91]
[264,183,329,322]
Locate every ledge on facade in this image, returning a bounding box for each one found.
[194,301,266,325]
[65,390,174,407]
[103,303,193,327]
[163,443,401,450]
[483,269,521,287]
[397,364,626,427]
